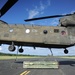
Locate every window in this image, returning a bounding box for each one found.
[43,30,48,34]
[61,31,66,35]
[54,29,59,33]
[25,29,30,33]
[9,28,13,32]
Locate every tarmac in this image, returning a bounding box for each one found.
[0,57,75,75]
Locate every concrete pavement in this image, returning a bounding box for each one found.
[0,57,75,75]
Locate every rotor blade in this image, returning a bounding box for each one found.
[25,14,72,22]
[1,0,18,17]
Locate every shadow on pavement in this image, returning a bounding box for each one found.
[15,61,23,64]
[59,60,75,66]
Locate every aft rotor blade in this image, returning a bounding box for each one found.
[25,14,72,22]
[1,0,18,17]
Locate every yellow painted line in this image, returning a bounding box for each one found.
[20,71,27,75]
[20,71,30,75]
[25,71,30,75]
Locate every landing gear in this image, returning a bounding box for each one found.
[8,42,16,52]
[33,47,36,49]
[64,49,68,54]
[8,45,16,52]
[19,47,24,53]
[49,48,53,56]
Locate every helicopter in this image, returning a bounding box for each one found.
[0,0,75,54]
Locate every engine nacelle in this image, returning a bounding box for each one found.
[59,14,75,27]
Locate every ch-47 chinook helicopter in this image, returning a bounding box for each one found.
[0,0,75,54]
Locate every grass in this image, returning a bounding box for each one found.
[0,56,42,60]
[0,52,45,60]
[58,56,75,59]
[0,55,75,60]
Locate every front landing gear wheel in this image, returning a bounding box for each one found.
[64,49,68,54]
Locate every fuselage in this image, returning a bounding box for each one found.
[0,21,75,48]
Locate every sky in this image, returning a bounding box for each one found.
[0,0,75,56]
